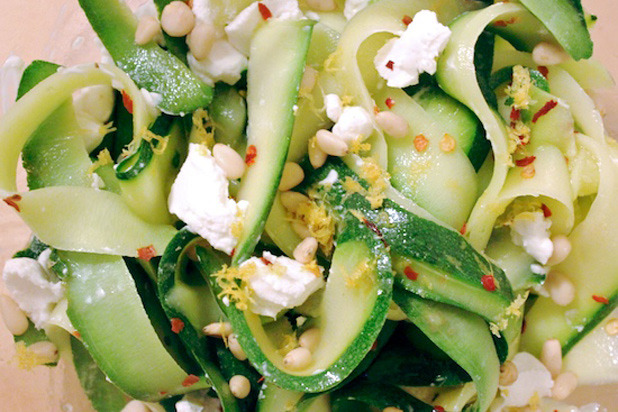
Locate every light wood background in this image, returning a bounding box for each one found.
[0,1,616,411]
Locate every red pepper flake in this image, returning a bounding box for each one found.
[521,318,527,334]
[414,134,429,152]
[510,107,521,122]
[593,295,609,305]
[182,374,200,387]
[493,17,517,27]
[121,90,133,114]
[402,15,413,26]
[159,391,168,395]
[171,318,185,334]
[2,194,22,212]
[460,222,467,235]
[433,406,445,412]
[72,331,81,339]
[373,105,380,115]
[538,65,549,78]
[362,219,388,247]
[257,2,272,20]
[260,257,272,265]
[532,100,558,123]
[245,145,257,166]
[385,60,394,70]
[257,376,265,383]
[371,340,378,351]
[541,203,552,218]
[137,245,157,261]
[404,266,418,281]
[385,97,395,109]
[515,156,536,167]
[230,248,236,258]
[481,275,496,292]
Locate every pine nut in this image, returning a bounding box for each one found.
[316,129,348,156]
[298,328,320,352]
[135,16,162,46]
[293,237,318,264]
[0,294,29,336]
[551,371,578,400]
[229,375,251,399]
[283,347,312,370]
[375,111,409,139]
[383,408,404,412]
[202,322,233,338]
[545,271,575,307]
[541,338,562,377]
[29,341,59,364]
[309,136,327,169]
[187,22,216,60]
[228,333,247,361]
[213,143,246,180]
[299,66,319,95]
[279,191,309,213]
[279,162,305,191]
[306,0,337,12]
[499,361,519,386]
[161,1,195,37]
[121,400,151,412]
[605,318,618,336]
[291,221,311,239]
[532,42,570,66]
[547,235,571,266]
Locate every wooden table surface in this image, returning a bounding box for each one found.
[0,1,616,411]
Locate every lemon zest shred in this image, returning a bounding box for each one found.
[303,260,322,278]
[13,342,52,371]
[344,258,375,290]
[87,148,113,175]
[349,138,371,155]
[291,200,336,255]
[191,108,215,147]
[505,65,532,110]
[213,264,254,311]
[142,127,169,155]
[359,157,389,209]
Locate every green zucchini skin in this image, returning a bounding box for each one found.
[210,84,248,152]
[78,0,213,114]
[331,380,432,412]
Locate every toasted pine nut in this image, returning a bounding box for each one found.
[316,129,348,156]
[187,22,216,60]
[298,328,320,352]
[547,235,571,266]
[533,42,570,66]
[228,333,247,361]
[291,221,311,239]
[279,162,305,191]
[551,371,578,400]
[283,347,312,370]
[375,111,409,139]
[213,143,246,180]
[202,322,233,338]
[121,400,151,412]
[499,361,519,386]
[279,191,309,213]
[300,66,319,95]
[541,338,562,377]
[293,237,318,264]
[545,271,575,307]
[161,1,195,37]
[229,375,251,399]
[29,341,59,364]
[135,16,162,46]
[306,0,337,12]
[382,408,404,412]
[0,294,29,336]
[309,136,328,169]
[605,318,618,336]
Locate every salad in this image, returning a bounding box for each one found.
[0,0,616,411]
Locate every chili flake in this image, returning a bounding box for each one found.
[3,194,22,212]
[460,222,467,235]
[362,219,388,247]
[592,295,609,305]
[385,97,395,109]
[121,90,133,114]
[73,331,81,339]
[493,17,517,27]
[510,107,521,122]
[171,318,185,334]
[260,257,272,266]
[414,134,429,152]
[434,406,445,412]
[257,376,265,383]
[538,66,549,78]
[541,203,552,218]
[257,2,272,20]
[402,15,413,26]
[532,100,558,123]
[137,245,157,261]
[371,340,378,351]
[245,145,257,166]
[439,133,456,153]
[182,374,200,387]
[515,156,536,167]
[481,275,496,292]
[521,164,535,179]
[385,60,394,70]
[230,248,236,258]
[404,266,418,281]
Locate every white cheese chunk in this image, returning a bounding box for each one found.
[344,0,370,20]
[332,106,374,145]
[324,93,343,122]
[188,39,248,86]
[498,352,554,410]
[510,211,554,264]
[244,251,325,318]
[374,10,451,88]
[319,170,339,187]
[2,257,65,330]
[175,392,222,412]
[168,143,248,255]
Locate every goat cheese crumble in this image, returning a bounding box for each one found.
[374,10,451,88]
[243,251,325,318]
[188,40,248,86]
[510,211,554,264]
[324,93,343,122]
[497,352,554,410]
[332,106,374,145]
[168,143,248,255]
